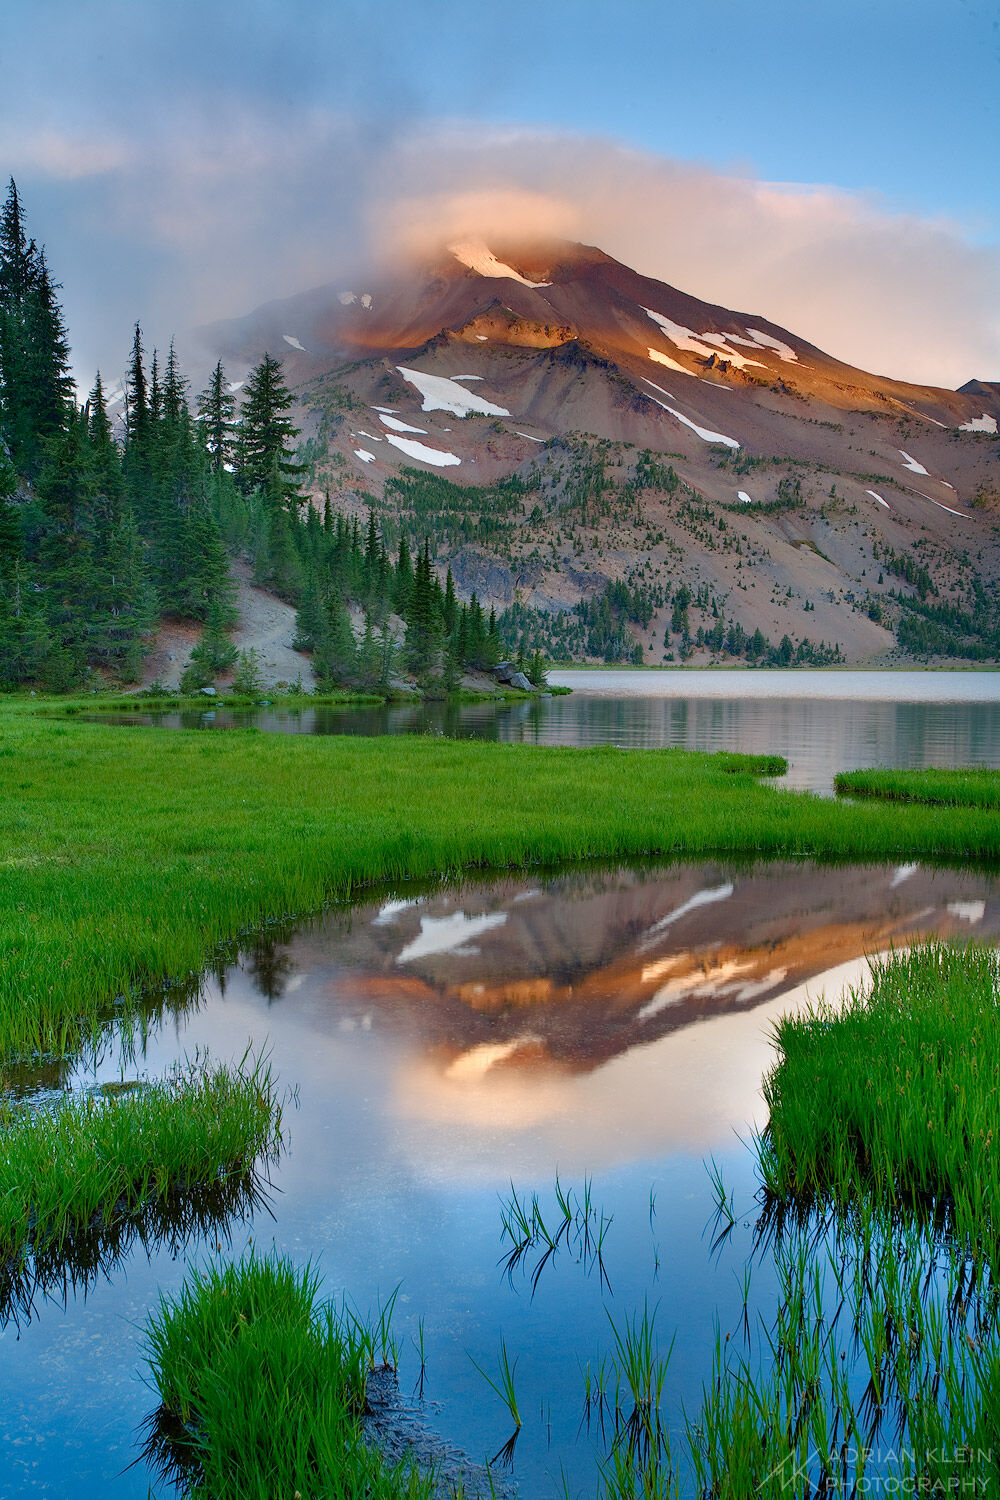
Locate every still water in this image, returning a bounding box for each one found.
[3,858,998,1496]
[88,669,1000,793]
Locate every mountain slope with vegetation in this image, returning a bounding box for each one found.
[201,235,1000,667]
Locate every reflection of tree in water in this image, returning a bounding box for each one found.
[0,1168,274,1331]
[1,971,212,1103]
[246,938,297,1002]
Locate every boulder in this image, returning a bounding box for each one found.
[494,661,515,682]
[508,671,532,690]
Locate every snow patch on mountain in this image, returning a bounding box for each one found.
[337,291,356,305]
[644,390,740,449]
[866,490,890,509]
[397,366,509,417]
[642,308,765,370]
[361,293,373,309]
[378,412,427,435]
[899,450,929,476]
[450,239,552,288]
[648,347,690,375]
[737,491,753,503]
[959,413,998,433]
[643,378,678,401]
[353,449,376,464]
[746,328,798,363]
[384,433,461,467]
[282,334,306,352]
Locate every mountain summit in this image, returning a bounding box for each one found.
[199,239,1000,665]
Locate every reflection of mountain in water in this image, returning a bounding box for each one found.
[245,862,999,1079]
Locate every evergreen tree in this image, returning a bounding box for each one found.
[197,359,236,473]
[405,540,440,675]
[236,353,305,510]
[0,182,72,476]
[393,533,413,616]
[312,589,356,686]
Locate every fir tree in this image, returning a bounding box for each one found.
[197,359,236,473]
[0,182,72,475]
[236,353,306,510]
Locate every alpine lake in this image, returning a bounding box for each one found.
[7,668,1000,1497]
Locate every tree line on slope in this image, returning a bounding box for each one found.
[0,180,534,695]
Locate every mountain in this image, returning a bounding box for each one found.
[198,239,1000,666]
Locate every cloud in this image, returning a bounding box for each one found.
[366,130,1000,388]
[9,116,999,389]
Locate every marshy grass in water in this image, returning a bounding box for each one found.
[499,1175,612,1293]
[835,765,1000,809]
[759,941,1000,1248]
[144,1250,438,1500]
[0,1052,283,1262]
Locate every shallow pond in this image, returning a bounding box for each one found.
[3,857,999,1496]
[84,668,1000,793]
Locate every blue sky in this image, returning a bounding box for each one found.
[3,0,998,384]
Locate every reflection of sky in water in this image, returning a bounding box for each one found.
[3,858,999,1496]
[91,670,1000,794]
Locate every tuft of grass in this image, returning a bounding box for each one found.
[835,765,1000,808]
[712,752,787,777]
[0,1052,282,1258]
[758,942,1000,1248]
[144,1250,435,1499]
[468,1335,522,1429]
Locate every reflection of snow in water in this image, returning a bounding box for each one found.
[445,1038,538,1081]
[948,900,986,923]
[639,883,734,949]
[891,863,919,887]
[372,897,424,926]
[638,962,789,1023]
[396,911,508,964]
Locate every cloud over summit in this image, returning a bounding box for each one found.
[8,115,999,390]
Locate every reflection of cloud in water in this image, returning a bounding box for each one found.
[390,953,888,1180]
[396,911,508,964]
[891,864,919,888]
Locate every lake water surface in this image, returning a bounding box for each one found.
[3,858,999,1496]
[89,668,1000,794]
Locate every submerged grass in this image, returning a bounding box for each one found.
[144,1250,437,1499]
[0,1053,282,1257]
[2,703,999,1066]
[835,765,1000,808]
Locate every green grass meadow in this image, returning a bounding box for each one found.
[3,703,999,1067]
